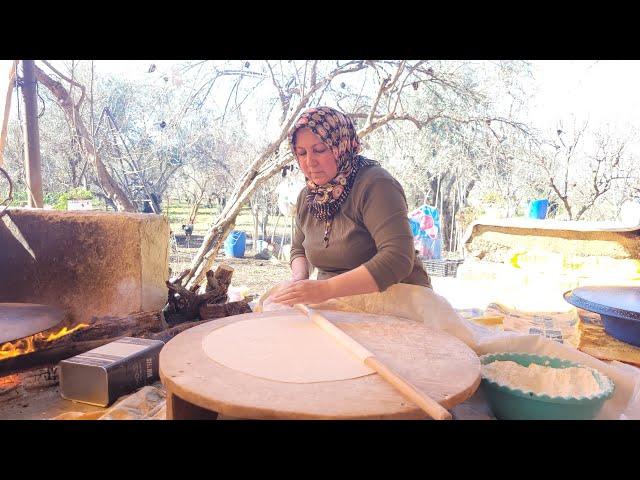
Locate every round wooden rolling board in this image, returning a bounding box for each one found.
[160,309,481,419]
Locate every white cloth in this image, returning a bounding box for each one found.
[255,282,640,419]
[276,176,305,218]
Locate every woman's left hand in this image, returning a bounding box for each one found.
[269,279,334,306]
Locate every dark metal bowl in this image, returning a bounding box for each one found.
[0,303,65,344]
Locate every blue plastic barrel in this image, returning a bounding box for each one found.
[224,231,246,258]
[528,199,549,219]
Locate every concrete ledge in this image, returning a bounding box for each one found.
[0,208,169,324]
[464,220,640,262]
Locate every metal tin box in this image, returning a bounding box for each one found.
[59,337,164,407]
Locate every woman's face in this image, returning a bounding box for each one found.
[293,128,338,186]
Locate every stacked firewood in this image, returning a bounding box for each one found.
[164,264,251,326]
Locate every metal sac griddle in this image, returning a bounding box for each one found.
[0,303,65,344]
[564,286,640,347]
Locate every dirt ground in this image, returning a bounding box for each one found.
[215,255,292,298]
[169,234,292,300]
[0,383,104,420]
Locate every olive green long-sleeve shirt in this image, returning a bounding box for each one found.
[290,165,431,292]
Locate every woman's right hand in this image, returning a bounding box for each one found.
[261,280,298,312]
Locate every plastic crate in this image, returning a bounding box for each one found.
[422,259,464,277]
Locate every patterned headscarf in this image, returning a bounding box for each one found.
[288,106,379,247]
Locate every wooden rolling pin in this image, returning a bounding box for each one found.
[294,304,452,421]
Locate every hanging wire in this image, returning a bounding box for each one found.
[36,81,45,118]
[0,166,14,217]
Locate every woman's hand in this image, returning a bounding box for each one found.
[269,279,335,306]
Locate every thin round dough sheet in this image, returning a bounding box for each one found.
[202,314,375,383]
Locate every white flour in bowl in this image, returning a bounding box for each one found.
[482,360,603,397]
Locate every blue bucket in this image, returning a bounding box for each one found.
[528,199,549,219]
[224,231,246,258]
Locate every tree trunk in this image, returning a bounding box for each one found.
[185,216,238,289]
[271,213,282,244]
[148,319,212,343]
[252,203,260,253]
[187,189,205,225]
[199,300,252,320]
[33,65,136,212]
[261,211,270,239]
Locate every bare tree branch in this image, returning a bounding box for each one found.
[35,64,136,212]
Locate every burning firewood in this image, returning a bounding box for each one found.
[0,311,164,376]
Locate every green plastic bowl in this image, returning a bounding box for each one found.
[480,352,615,420]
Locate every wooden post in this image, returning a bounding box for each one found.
[20,60,43,208]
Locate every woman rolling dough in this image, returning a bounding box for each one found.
[271,106,431,306]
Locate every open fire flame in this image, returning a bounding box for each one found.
[0,324,89,361]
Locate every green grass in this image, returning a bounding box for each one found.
[162,201,295,245]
